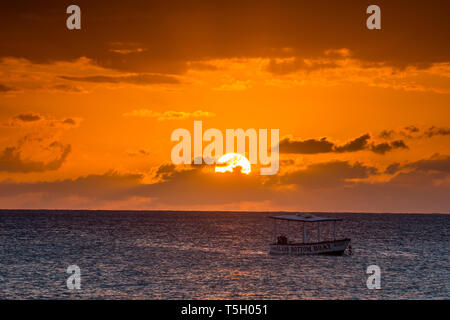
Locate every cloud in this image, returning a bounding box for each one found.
[385,163,401,175]
[0,167,272,207]
[138,149,150,156]
[0,159,378,202]
[370,140,409,155]
[127,149,152,157]
[0,83,14,92]
[278,137,334,154]
[0,170,144,200]
[59,118,79,126]
[404,125,420,134]
[0,112,80,173]
[404,154,450,173]
[423,126,450,138]
[5,112,82,128]
[282,160,378,188]
[155,163,176,180]
[3,53,449,96]
[1,156,449,212]
[379,125,450,140]
[334,134,371,153]
[123,109,215,120]
[1,1,449,74]
[59,74,180,85]
[0,143,71,173]
[202,57,450,94]
[13,112,42,122]
[278,134,408,155]
[383,154,450,175]
[378,130,395,139]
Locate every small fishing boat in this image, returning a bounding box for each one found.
[269,213,351,255]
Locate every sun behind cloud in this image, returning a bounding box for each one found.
[215,153,251,175]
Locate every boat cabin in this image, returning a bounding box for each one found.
[269,213,351,255]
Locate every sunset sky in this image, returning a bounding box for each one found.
[0,0,449,212]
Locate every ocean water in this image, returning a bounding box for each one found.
[0,210,448,299]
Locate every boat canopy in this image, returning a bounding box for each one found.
[270,214,342,222]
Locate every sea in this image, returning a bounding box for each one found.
[0,210,448,299]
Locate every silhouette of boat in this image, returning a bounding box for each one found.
[269,213,351,255]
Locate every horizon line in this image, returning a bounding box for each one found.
[0,209,448,215]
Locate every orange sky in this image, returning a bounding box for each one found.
[0,1,449,212]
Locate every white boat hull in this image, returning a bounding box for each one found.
[269,238,351,255]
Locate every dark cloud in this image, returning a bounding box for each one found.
[404,154,450,173]
[155,163,176,179]
[378,129,395,139]
[334,134,371,153]
[0,1,449,73]
[0,84,14,92]
[139,149,150,156]
[391,140,408,149]
[13,112,42,122]
[379,125,450,139]
[0,166,273,206]
[50,117,82,128]
[278,137,334,154]
[282,161,378,188]
[387,170,447,186]
[384,154,450,176]
[370,140,408,155]
[7,113,82,128]
[423,126,450,138]
[59,74,180,85]
[391,140,407,148]
[143,166,274,205]
[385,163,401,174]
[62,118,76,125]
[0,159,379,206]
[404,125,420,134]
[0,144,71,173]
[1,157,449,212]
[370,142,392,155]
[399,125,422,139]
[0,171,144,200]
[279,134,408,155]
[327,174,450,213]
[127,149,151,157]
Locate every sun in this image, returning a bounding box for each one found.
[215,153,251,174]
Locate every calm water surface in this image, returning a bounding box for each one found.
[0,210,448,299]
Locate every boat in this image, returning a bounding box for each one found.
[269,213,351,255]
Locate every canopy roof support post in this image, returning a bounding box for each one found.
[274,220,277,243]
[287,221,290,243]
[303,223,307,243]
[318,222,320,242]
[333,221,336,241]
